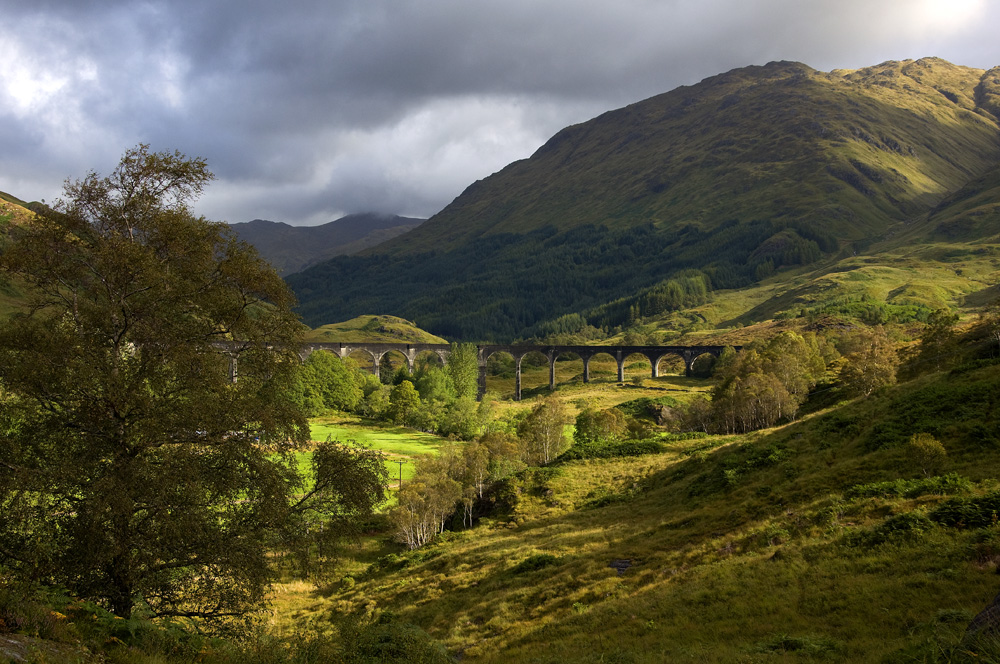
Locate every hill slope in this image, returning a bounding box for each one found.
[231,213,424,275]
[287,58,1000,339]
[274,347,1000,662]
[302,314,447,344]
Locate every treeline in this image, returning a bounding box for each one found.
[287,219,838,341]
[678,327,905,434]
[390,397,665,548]
[584,271,711,331]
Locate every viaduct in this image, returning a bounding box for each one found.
[285,342,733,401]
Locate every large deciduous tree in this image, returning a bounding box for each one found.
[0,146,386,623]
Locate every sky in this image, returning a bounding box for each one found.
[2,0,999,226]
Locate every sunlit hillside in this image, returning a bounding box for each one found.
[288,58,1000,339]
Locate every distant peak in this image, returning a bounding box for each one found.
[234,218,292,228]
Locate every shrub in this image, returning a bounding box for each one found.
[557,439,665,462]
[843,511,934,548]
[930,491,1000,529]
[907,433,947,477]
[511,554,559,574]
[844,473,972,500]
[342,616,451,664]
[616,395,680,419]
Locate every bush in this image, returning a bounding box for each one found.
[844,473,972,500]
[342,616,451,664]
[843,511,934,548]
[511,554,559,574]
[930,491,1000,529]
[557,439,665,462]
[907,433,947,477]
[615,395,680,419]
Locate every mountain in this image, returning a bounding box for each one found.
[230,213,424,275]
[286,58,1000,340]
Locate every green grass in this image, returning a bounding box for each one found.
[309,416,448,457]
[307,415,451,486]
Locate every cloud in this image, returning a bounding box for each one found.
[1,0,998,224]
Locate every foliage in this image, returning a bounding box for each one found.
[340,615,452,664]
[929,491,1000,529]
[691,331,825,434]
[839,325,900,396]
[805,295,935,326]
[844,474,973,500]
[0,146,386,624]
[614,394,680,421]
[980,298,1000,354]
[518,398,572,465]
[510,553,559,574]
[293,351,366,416]
[389,450,464,549]
[574,406,628,445]
[388,380,422,425]
[911,308,961,375]
[279,440,389,578]
[557,438,665,462]
[447,342,479,401]
[908,433,948,477]
[387,431,531,548]
[843,511,935,548]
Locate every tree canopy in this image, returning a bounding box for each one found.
[0,146,386,623]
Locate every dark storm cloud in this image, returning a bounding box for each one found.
[2,0,998,224]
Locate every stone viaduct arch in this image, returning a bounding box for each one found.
[219,341,735,401]
[476,344,733,400]
[299,343,451,381]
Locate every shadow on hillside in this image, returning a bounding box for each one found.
[963,284,1000,308]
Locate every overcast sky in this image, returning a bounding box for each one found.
[2,0,998,226]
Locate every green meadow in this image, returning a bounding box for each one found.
[307,416,451,485]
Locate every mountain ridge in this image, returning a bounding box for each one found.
[230,212,424,275]
[361,57,999,255]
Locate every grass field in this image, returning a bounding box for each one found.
[307,415,451,486]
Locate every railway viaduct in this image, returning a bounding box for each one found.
[288,342,733,401]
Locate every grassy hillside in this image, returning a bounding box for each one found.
[0,193,36,318]
[303,314,449,343]
[272,358,1000,662]
[384,59,997,252]
[287,58,1000,339]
